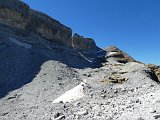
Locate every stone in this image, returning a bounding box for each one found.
[83,74,87,76]
[77,109,88,116]
[108,74,128,83]
[113,90,118,93]
[0,112,9,116]
[74,102,81,107]
[149,107,156,113]
[137,117,145,120]
[57,77,62,80]
[53,113,65,120]
[153,115,160,119]
[7,94,17,99]
[87,74,92,77]
[100,94,106,98]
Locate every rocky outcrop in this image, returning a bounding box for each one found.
[0,0,29,29]
[0,0,96,50]
[72,33,96,50]
[105,46,136,63]
[146,64,160,80]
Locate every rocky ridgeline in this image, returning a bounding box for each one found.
[0,0,96,50]
[105,46,136,63]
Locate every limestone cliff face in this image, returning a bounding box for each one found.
[27,10,72,47]
[0,0,96,50]
[0,0,29,29]
[72,33,96,50]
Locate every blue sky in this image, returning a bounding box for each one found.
[22,0,160,65]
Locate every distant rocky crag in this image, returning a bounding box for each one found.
[105,46,136,63]
[0,0,96,50]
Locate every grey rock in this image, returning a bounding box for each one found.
[87,74,92,77]
[0,112,9,116]
[137,117,145,120]
[153,115,160,119]
[53,113,65,119]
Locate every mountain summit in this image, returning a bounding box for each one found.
[0,0,160,120]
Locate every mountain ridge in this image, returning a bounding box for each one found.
[0,0,97,50]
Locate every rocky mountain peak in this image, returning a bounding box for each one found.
[105,46,136,63]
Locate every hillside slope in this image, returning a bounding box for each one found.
[0,0,160,120]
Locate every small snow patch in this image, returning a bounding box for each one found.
[52,82,85,103]
[79,52,93,63]
[10,38,32,49]
[107,52,117,56]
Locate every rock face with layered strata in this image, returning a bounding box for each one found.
[0,0,29,29]
[72,33,96,50]
[105,46,136,63]
[27,10,72,46]
[0,0,96,50]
